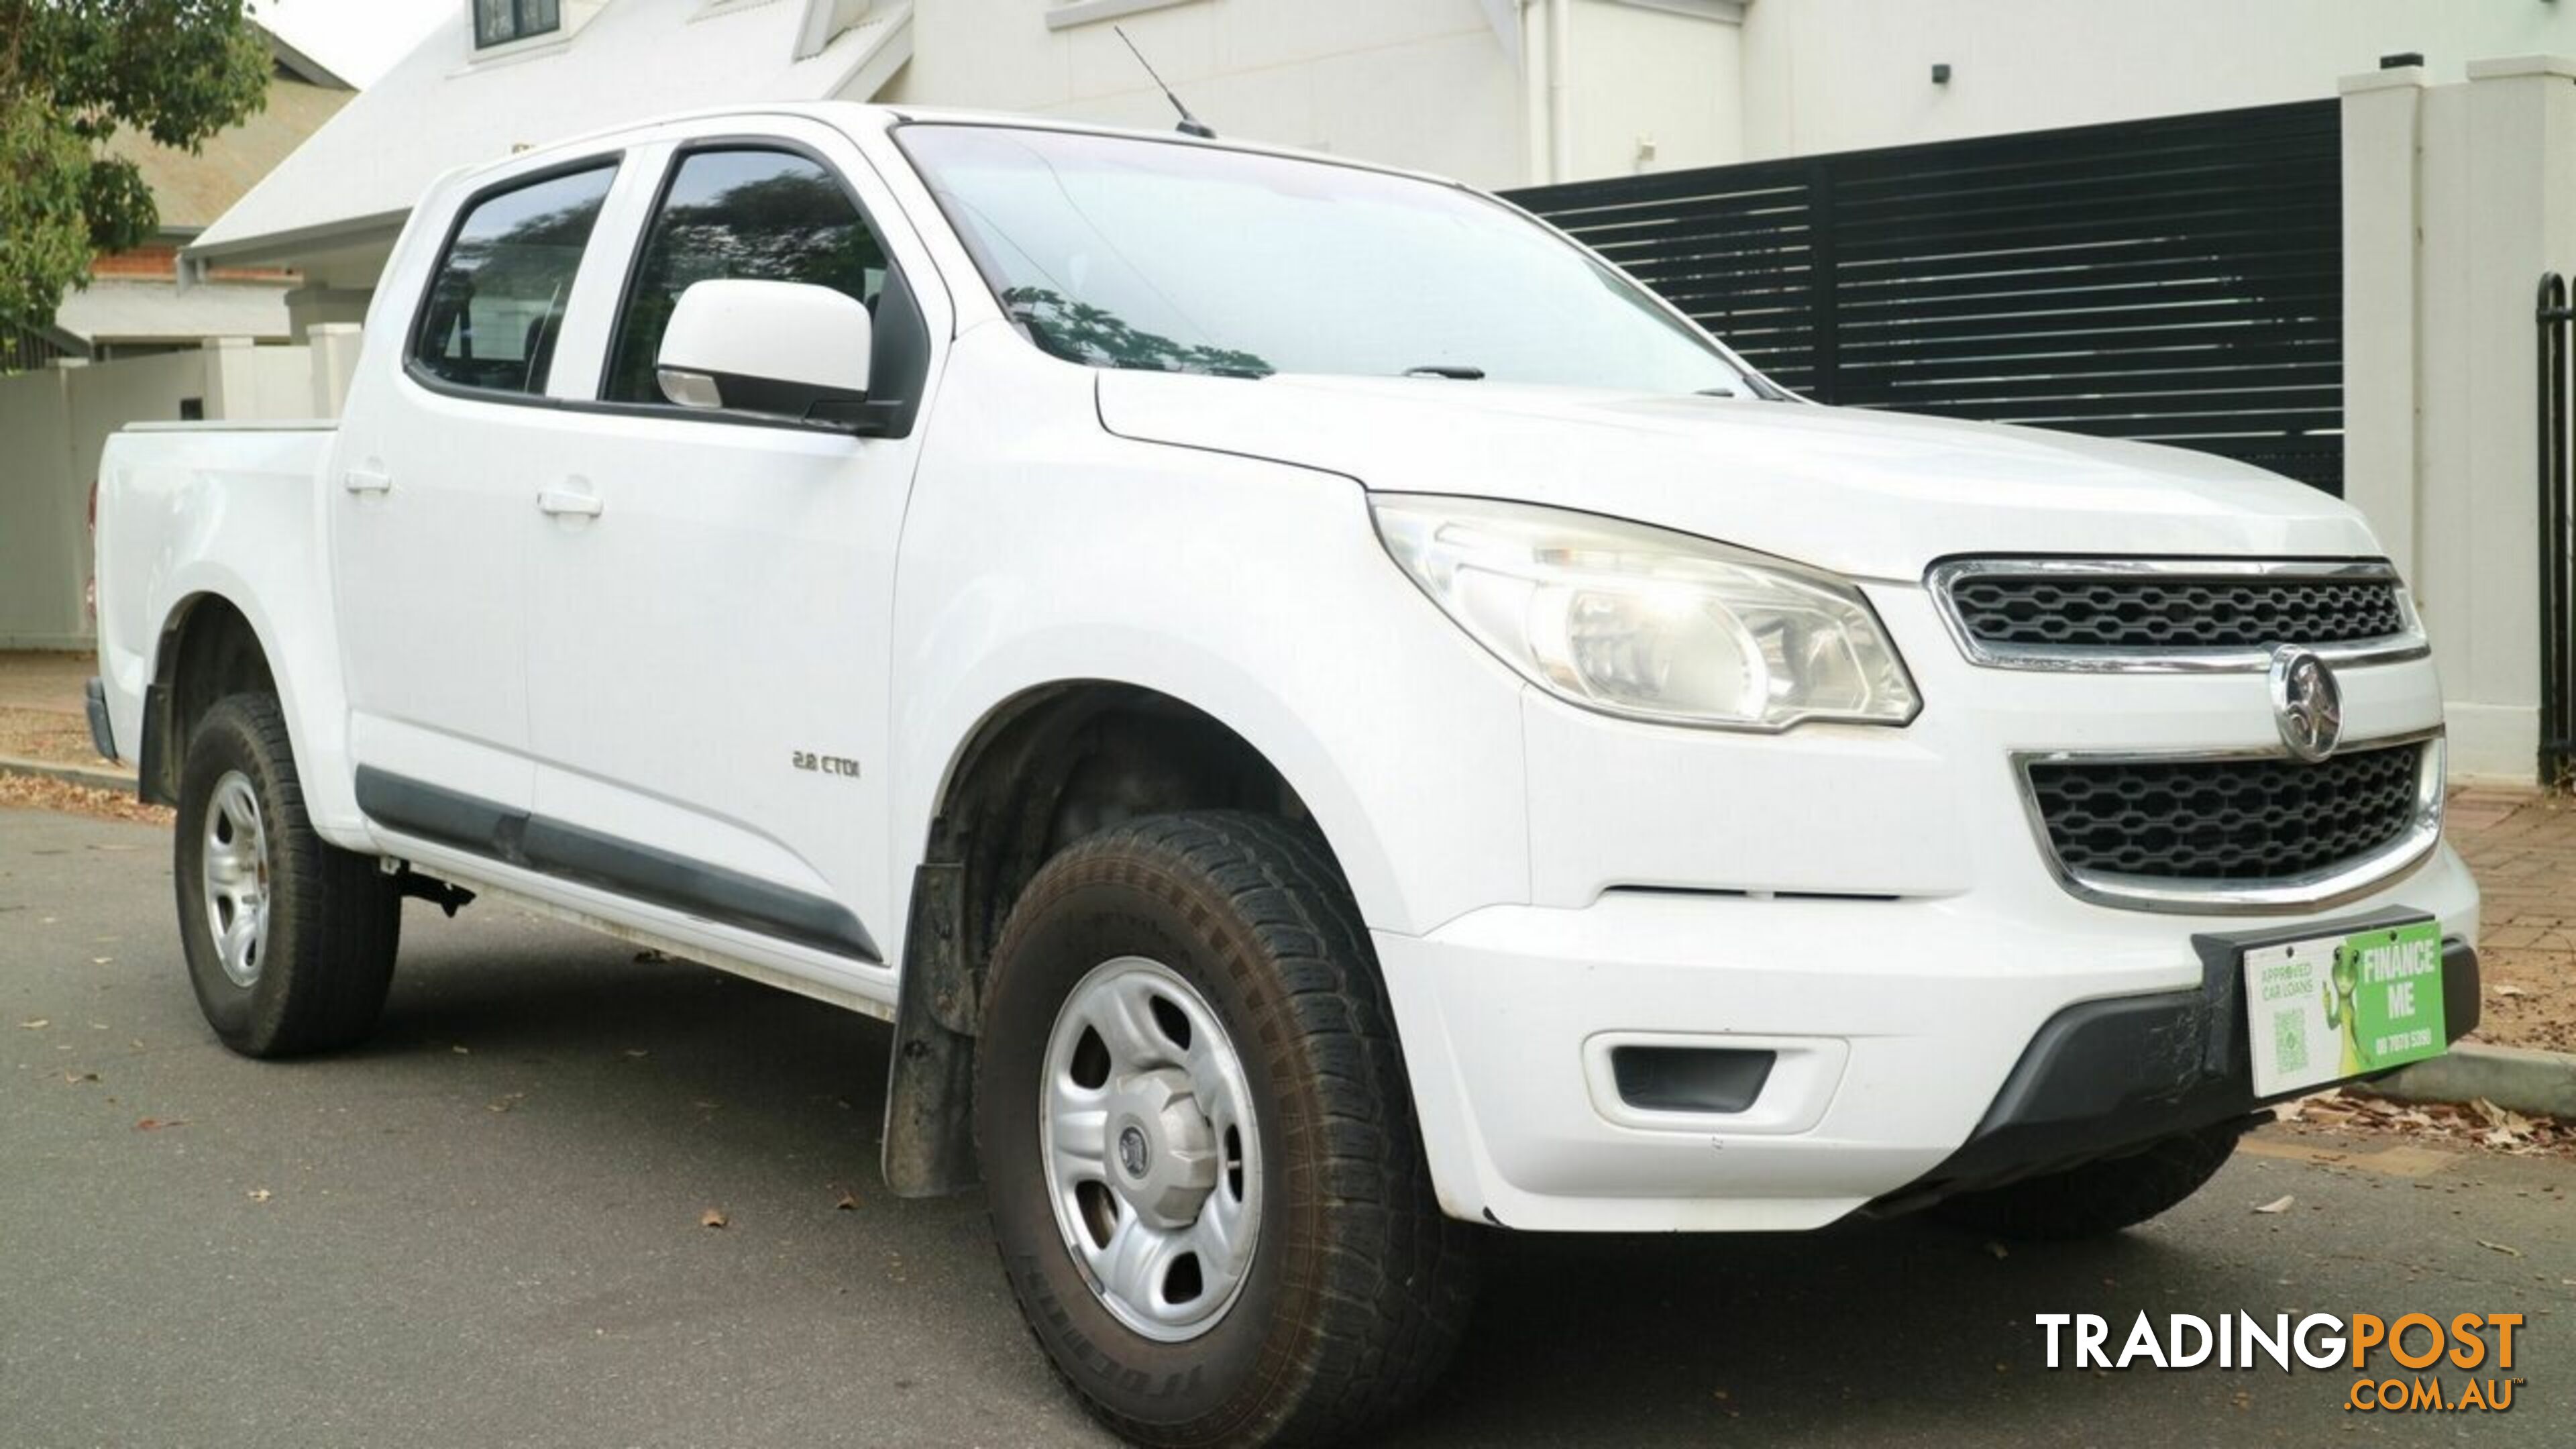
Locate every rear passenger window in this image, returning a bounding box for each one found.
[602,148,889,405]
[411,163,616,396]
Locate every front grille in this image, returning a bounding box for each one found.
[1950,572,2408,651]
[2026,743,2425,881]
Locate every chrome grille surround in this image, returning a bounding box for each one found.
[2012,730,2446,914]
[1927,557,2428,673]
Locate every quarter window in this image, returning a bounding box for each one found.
[475,0,561,48]
[602,148,889,405]
[412,163,615,396]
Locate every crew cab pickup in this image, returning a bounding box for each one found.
[91,104,2480,1447]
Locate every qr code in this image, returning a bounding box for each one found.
[2272,1008,2308,1074]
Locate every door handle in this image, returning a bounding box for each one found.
[537,488,604,518]
[342,468,392,494]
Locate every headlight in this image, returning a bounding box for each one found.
[1372,494,1920,730]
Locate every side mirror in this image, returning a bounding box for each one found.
[655,278,873,421]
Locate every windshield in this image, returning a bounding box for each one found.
[896,124,1754,394]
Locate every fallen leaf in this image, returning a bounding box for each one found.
[247,1188,272,1203]
[2493,983,2530,998]
[622,1049,649,1059]
[133,1117,186,1131]
[451,1044,470,1055]
[700,1208,729,1230]
[19,1019,48,1030]
[1984,1240,2009,1260]
[89,957,111,965]
[2255,1195,2296,1214]
[833,1185,862,1212]
[59,1070,98,1085]
[2479,1240,2524,1258]
[486,1093,523,1114]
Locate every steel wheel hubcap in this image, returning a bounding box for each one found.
[201,771,272,988]
[1040,956,1260,1342]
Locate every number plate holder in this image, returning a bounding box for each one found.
[2239,916,2446,1098]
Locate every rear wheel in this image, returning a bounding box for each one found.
[174,694,400,1057]
[976,812,1478,1448]
[1929,1122,2244,1241]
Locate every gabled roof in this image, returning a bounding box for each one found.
[191,0,913,275]
[104,74,352,233]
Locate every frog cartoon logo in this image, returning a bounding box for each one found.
[2322,939,2368,1075]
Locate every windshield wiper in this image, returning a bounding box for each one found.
[1403,364,1485,380]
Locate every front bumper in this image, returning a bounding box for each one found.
[1375,843,2481,1234]
[1872,914,2479,1215]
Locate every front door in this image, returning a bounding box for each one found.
[521,127,938,978]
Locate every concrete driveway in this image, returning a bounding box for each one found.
[6,806,2571,1447]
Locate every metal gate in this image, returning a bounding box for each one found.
[2538,275,2576,786]
[1506,101,2345,492]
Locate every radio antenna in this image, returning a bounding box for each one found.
[1116,25,1216,139]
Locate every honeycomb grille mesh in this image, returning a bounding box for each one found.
[1950,573,2406,651]
[2027,744,2424,881]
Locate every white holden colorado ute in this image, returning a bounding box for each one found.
[91,105,2479,1446]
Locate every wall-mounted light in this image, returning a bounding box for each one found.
[1931,62,1952,85]
[2379,52,2424,69]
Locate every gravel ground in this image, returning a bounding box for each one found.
[2447,790,2576,1055]
[0,772,168,826]
[0,705,103,767]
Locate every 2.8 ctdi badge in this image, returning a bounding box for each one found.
[2243,919,2445,1097]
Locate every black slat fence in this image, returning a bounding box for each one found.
[1507,101,2345,492]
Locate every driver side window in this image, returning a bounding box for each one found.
[602,147,890,405]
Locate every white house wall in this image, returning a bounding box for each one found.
[1558,0,1744,180]
[882,0,1531,188]
[2344,59,2576,784]
[1740,0,2576,160]
[0,345,328,649]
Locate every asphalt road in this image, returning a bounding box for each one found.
[5,804,2572,1448]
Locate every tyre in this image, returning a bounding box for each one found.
[173,693,401,1057]
[1929,1122,2245,1241]
[975,812,1478,1448]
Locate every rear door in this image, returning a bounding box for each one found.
[519,119,944,977]
[334,157,622,837]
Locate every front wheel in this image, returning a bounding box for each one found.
[976,812,1479,1448]
[173,694,401,1057]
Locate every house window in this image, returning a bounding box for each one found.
[475,0,561,48]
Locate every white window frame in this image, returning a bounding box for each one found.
[474,0,563,50]
[1045,0,1204,33]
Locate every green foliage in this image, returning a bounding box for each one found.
[0,1,270,330]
